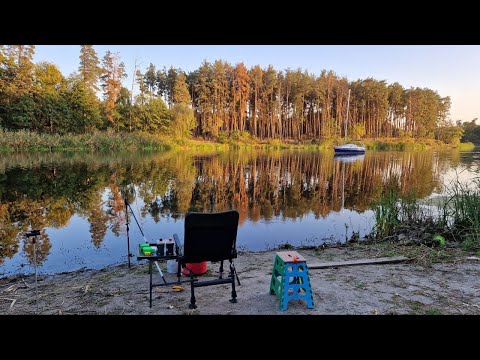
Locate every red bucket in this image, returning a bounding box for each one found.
[182,261,208,276]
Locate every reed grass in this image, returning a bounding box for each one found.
[0,130,173,152]
[0,130,475,153]
[372,177,480,250]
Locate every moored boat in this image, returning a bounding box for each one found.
[333,143,366,154]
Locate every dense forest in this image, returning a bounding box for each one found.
[0,45,466,144]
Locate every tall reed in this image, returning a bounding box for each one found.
[372,177,480,250]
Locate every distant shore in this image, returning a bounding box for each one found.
[0,130,475,153]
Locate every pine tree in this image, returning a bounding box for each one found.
[173,72,191,105]
[79,45,102,93]
[166,67,178,108]
[144,63,157,96]
[232,63,250,132]
[3,45,36,95]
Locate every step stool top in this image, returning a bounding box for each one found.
[276,251,307,263]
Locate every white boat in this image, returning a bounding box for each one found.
[334,143,366,154]
[334,88,366,155]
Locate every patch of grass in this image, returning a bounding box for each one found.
[182,309,200,315]
[354,282,367,290]
[425,308,442,315]
[461,237,478,251]
[278,242,294,250]
[406,300,426,314]
[363,138,431,151]
[405,301,442,315]
[314,251,336,261]
[372,243,458,267]
[136,266,150,274]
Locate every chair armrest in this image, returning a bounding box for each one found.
[173,233,183,256]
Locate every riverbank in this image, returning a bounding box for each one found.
[0,130,474,152]
[1,244,479,315]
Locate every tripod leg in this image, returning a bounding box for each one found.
[33,237,38,314]
[154,261,168,285]
[149,261,153,308]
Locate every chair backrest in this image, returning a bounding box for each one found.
[183,210,239,263]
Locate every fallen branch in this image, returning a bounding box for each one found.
[2,284,18,293]
[309,256,410,269]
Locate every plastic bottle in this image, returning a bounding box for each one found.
[150,245,157,256]
[166,238,175,256]
[157,238,165,256]
[167,259,177,273]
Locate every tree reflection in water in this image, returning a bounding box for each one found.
[0,150,456,266]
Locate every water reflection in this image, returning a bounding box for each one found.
[334,154,366,210]
[0,149,475,276]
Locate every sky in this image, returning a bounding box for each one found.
[34,45,480,122]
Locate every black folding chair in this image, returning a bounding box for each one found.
[173,210,241,309]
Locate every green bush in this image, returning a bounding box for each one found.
[458,142,475,151]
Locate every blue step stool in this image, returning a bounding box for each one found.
[269,251,314,311]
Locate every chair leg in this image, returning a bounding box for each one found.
[219,260,224,279]
[177,261,182,282]
[229,262,237,303]
[229,261,241,286]
[189,276,197,309]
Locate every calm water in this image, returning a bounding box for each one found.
[1,149,479,277]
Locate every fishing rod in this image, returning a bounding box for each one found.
[122,188,149,269]
[125,197,147,241]
[121,189,165,279]
[122,190,168,285]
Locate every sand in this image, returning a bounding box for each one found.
[1,245,479,315]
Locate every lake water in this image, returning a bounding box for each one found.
[1,149,479,277]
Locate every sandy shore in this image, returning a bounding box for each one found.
[1,245,479,315]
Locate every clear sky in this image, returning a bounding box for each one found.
[34,45,480,122]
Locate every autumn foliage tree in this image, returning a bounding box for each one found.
[101,51,126,128]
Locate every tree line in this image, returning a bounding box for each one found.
[0,45,463,143]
